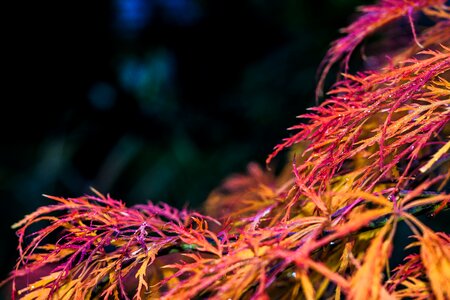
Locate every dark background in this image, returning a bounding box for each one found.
[1,0,364,287]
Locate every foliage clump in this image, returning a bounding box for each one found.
[3,0,450,299]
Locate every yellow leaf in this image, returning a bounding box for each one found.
[348,224,394,300]
[419,139,450,174]
[19,288,51,300]
[420,230,450,300]
[300,269,315,300]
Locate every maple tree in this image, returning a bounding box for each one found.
[2,0,450,299]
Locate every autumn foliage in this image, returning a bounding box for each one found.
[3,0,450,299]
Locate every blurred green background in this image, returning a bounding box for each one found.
[1,0,364,283]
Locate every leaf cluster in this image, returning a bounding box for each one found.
[3,0,450,299]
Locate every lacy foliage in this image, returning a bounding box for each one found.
[4,0,450,299]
